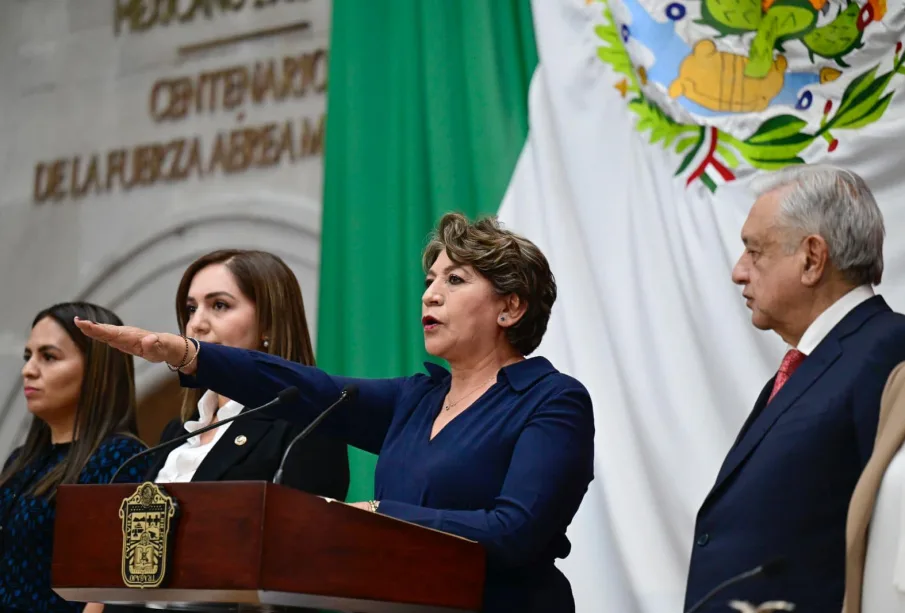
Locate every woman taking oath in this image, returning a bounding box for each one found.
[147,249,349,498]
[1,302,149,613]
[74,213,596,613]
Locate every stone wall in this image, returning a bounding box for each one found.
[0,0,330,457]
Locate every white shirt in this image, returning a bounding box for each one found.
[863,446,905,612]
[154,391,244,484]
[795,285,875,355]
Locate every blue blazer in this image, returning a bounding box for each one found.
[180,342,595,613]
[684,296,905,613]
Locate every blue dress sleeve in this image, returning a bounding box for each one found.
[180,342,406,454]
[377,383,595,567]
[80,436,151,484]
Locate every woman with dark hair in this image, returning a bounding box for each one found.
[148,249,348,499]
[0,302,149,613]
[75,213,595,613]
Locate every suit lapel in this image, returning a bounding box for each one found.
[146,449,169,482]
[706,296,890,505]
[709,340,841,496]
[730,377,775,449]
[191,414,273,482]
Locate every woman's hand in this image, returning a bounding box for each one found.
[73,318,197,374]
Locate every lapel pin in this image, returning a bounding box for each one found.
[234,435,247,446]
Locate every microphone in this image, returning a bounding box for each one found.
[109,387,301,484]
[685,558,786,613]
[273,385,359,485]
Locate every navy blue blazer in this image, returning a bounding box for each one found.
[685,296,905,613]
[180,342,595,613]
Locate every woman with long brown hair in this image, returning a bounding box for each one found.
[145,249,349,498]
[0,302,149,613]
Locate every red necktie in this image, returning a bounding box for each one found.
[768,349,806,403]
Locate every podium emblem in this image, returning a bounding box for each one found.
[119,482,180,588]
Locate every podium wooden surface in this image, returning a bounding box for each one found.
[52,482,485,612]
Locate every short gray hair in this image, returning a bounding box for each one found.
[750,164,885,286]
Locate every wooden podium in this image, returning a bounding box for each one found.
[52,482,485,612]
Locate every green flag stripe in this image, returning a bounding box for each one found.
[319,0,538,502]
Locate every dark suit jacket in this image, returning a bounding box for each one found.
[684,296,905,613]
[146,409,350,500]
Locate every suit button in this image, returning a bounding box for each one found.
[696,533,710,546]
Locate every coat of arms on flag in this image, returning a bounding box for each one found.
[593,0,902,191]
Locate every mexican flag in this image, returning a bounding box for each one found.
[320,0,905,611]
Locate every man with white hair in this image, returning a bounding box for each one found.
[684,164,905,613]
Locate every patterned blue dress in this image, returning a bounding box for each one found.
[0,435,149,613]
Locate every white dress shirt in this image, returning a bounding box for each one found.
[795,285,875,355]
[154,391,245,484]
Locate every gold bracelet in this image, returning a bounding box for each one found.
[368,500,380,513]
[165,336,189,372]
[166,337,200,372]
[181,338,200,371]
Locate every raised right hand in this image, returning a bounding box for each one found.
[73,317,196,373]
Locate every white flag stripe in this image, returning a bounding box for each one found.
[499,0,905,611]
